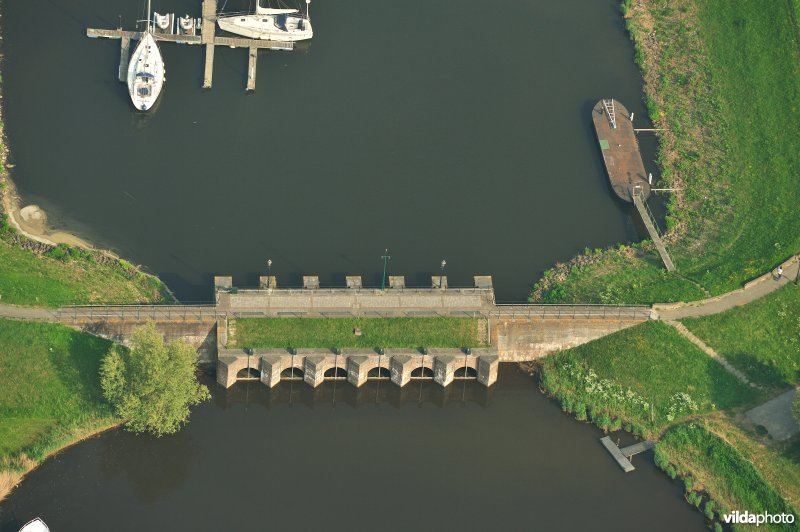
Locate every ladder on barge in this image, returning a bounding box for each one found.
[603,99,617,129]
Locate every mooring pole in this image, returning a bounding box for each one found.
[381,249,390,290]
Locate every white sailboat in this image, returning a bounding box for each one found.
[18,518,49,532]
[217,0,313,42]
[127,0,165,111]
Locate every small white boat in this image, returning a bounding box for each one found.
[19,518,50,532]
[127,1,165,111]
[178,15,196,35]
[153,12,175,34]
[217,0,313,42]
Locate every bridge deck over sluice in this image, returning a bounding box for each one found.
[49,275,653,369]
[53,302,650,322]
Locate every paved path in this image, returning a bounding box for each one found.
[746,388,799,441]
[0,303,56,321]
[656,257,799,320]
[665,321,758,388]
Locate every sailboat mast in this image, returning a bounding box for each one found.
[146,0,152,32]
[306,0,311,20]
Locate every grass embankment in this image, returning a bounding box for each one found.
[656,422,797,529]
[531,0,800,304]
[0,319,117,501]
[682,284,800,390]
[229,317,486,349]
[539,321,760,436]
[0,237,173,306]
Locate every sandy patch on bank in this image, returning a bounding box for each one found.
[2,176,98,250]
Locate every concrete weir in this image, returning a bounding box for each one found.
[217,348,499,389]
[52,274,650,386]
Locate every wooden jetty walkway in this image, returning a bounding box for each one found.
[633,192,676,271]
[600,436,656,473]
[87,0,293,91]
[592,98,675,272]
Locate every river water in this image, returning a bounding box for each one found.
[1,0,661,302]
[0,4,695,529]
[0,367,703,531]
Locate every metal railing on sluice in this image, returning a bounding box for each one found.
[56,304,222,323]
[56,303,651,322]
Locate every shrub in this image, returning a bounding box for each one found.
[574,402,587,421]
[596,412,612,432]
[687,491,702,507]
[704,500,716,520]
[561,396,573,414]
[45,243,70,262]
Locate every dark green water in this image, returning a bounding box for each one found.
[1,0,660,302]
[0,367,704,531]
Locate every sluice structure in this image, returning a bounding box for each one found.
[217,348,499,389]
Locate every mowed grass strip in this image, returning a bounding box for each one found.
[680,0,800,293]
[681,284,800,390]
[0,238,171,307]
[700,414,800,511]
[656,422,798,526]
[229,318,484,349]
[540,321,761,432]
[0,319,114,459]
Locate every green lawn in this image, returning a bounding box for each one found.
[0,319,114,459]
[540,321,761,434]
[681,284,800,390]
[531,246,707,304]
[532,0,800,303]
[656,422,797,528]
[0,238,173,307]
[229,317,485,349]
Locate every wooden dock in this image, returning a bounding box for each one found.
[86,0,293,91]
[118,36,130,82]
[247,47,257,91]
[600,436,656,473]
[619,440,655,457]
[633,193,676,271]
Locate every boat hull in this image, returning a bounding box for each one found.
[126,33,165,111]
[591,99,650,202]
[217,16,313,41]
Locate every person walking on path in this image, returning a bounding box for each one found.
[776,265,783,280]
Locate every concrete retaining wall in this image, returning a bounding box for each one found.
[491,317,646,361]
[75,319,218,363]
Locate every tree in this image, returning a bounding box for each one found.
[100,322,210,436]
[793,388,800,427]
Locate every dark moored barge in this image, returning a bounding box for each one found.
[592,99,650,202]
